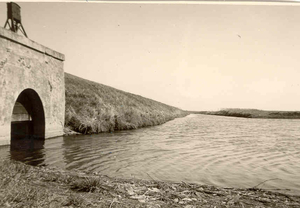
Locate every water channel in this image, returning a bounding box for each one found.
[1,114,300,195]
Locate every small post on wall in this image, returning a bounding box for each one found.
[4,2,28,37]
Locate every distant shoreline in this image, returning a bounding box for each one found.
[189,108,300,119]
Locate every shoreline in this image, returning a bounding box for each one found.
[1,159,300,207]
[63,113,190,136]
[192,109,300,120]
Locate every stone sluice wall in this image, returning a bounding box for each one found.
[0,27,65,146]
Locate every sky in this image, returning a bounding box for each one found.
[1,1,300,111]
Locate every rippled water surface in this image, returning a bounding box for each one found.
[1,114,300,194]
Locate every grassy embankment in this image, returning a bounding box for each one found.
[1,159,300,208]
[64,73,188,134]
[194,108,300,119]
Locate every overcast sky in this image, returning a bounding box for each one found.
[1,1,300,111]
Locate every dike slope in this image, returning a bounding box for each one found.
[64,73,188,134]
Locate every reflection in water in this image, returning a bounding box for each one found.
[1,114,300,195]
[10,138,45,166]
[61,132,133,171]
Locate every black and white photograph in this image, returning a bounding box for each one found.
[0,0,300,207]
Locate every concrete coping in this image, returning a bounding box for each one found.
[0,27,65,61]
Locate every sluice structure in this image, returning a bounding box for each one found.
[0,3,65,146]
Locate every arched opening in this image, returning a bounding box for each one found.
[10,89,45,150]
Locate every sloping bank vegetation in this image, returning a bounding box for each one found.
[64,73,188,134]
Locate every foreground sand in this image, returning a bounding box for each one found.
[0,159,299,208]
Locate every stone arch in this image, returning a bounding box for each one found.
[10,89,45,149]
[0,27,65,146]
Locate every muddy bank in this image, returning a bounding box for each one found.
[1,159,299,208]
[63,126,81,136]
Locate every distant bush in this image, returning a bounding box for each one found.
[64,73,188,134]
[216,110,252,118]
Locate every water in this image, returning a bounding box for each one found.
[1,114,300,195]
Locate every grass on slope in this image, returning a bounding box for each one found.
[64,73,188,134]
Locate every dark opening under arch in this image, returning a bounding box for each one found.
[11,89,45,150]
